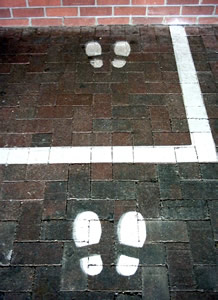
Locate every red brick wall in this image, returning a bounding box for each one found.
[0,0,217,26]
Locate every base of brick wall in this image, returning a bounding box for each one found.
[0,1,217,26]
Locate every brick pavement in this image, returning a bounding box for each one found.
[0,26,193,148]
[0,25,218,299]
[0,163,217,299]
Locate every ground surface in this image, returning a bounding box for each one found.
[0,25,217,299]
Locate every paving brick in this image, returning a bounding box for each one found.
[88,266,142,291]
[167,243,195,289]
[91,164,112,181]
[2,165,27,182]
[59,292,115,300]
[112,106,149,119]
[43,199,67,220]
[200,164,218,179]
[208,201,218,241]
[161,199,208,220]
[154,132,191,145]
[114,200,137,221]
[181,181,218,200]
[11,242,63,265]
[61,242,88,291]
[93,119,112,132]
[170,291,218,300]
[188,221,216,264]
[26,165,68,181]
[31,133,52,147]
[142,266,170,300]
[4,293,32,300]
[52,119,72,146]
[68,165,90,199]
[113,164,156,181]
[158,165,182,199]
[67,199,114,221]
[146,221,189,242]
[41,221,72,240]
[44,181,67,200]
[112,132,133,146]
[194,265,217,291]
[16,201,42,241]
[137,183,160,218]
[0,222,16,265]
[0,267,33,292]
[91,181,136,200]
[0,201,21,220]
[116,293,142,300]
[139,244,166,265]
[90,220,115,265]
[2,182,45,200]
[178,163,201,179]
[33,266,61,300]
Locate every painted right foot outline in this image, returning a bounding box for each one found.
[116,211,146,276]
[112,41,131,68]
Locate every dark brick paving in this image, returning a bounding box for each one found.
[0,25,218,299]
[0,163,217,299]
[0,26,193,147]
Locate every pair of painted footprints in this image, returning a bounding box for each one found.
[85,41,131,69]
[73,211,146,277]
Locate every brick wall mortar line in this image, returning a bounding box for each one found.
[9,8,12,18]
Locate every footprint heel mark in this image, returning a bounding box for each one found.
[116,211,146,276]
[85,41,103,68]
[112,41,131,69]
[73,211,103,276]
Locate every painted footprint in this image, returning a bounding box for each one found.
[112,41,131,68]
[116,211,146,276]
[73,211,103,276]
[85,41,103,68]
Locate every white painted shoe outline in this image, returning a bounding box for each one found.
[73,210,146,277]
[73,211,103,276]
[116,211,146,276]
[85,41,103,68]
[112,41,131,68]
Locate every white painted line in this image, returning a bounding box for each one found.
[134,146,176,163]
[181,83,205,107]
[186,106,208,119]
[0,26,217,164]
[91,146,112,163]
[49,147,91,163]
[191,133,217,162]
[113,146,134,163]
[175,146,198,163]
[28,147,50,164]
[188,119,211,133]
[0,148,9,164]
[7,148,29,164]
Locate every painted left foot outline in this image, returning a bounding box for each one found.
[73,210,146,276]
